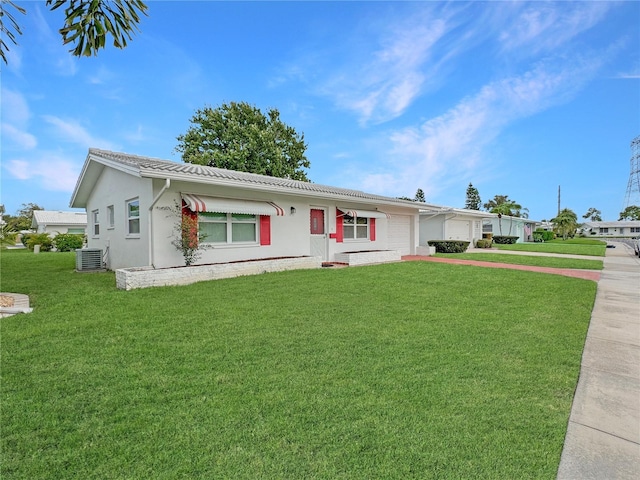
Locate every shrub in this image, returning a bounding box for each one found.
[25,233,53,251]
[53,233,85,252]
[475,238,493,248]
[427,240,470,253]
[493,236,519,244]
[534,229,554,242]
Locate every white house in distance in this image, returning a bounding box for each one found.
[419,206,490,246]
[69,149,423,270]
[580,220,640,238]
[482,215,538,243]
[31,210,87,235]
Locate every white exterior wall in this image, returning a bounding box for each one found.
[419,216,445,245]
[420,214,484,245]
[85,168,154,270]
[37,224,86,235]
[485,218,532,243]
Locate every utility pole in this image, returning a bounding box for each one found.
[557,185,561,215]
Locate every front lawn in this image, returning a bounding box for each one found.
[436,253,604,270]
[494,241,606,256]
[1,250,596,479]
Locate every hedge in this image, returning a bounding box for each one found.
[427,240,470,253]
[492,236,519,244]
[53,233,85,252]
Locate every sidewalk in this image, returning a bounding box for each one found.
[557,242,640,479]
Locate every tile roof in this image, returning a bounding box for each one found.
[32,210,87,225]
[88,149,421,207]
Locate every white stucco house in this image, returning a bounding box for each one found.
[31,210,87,235]
[419,206,491,247]
[69,149,423,271]
[482,215,538,243]
[580,220,640,238]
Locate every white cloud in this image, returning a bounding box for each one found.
[42,115,117,150]
[357,52,609,198]
[1,124,37,149]
[499,2,612,54]
[4,155,81,192]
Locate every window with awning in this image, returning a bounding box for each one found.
[181,193,285,216]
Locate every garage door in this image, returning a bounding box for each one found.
[388,215,411,255]
[447,220,470,241]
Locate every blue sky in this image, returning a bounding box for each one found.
[2,1,639,221]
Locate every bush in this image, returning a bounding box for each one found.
[53,233,85,252]
[427,240,470,253]
[493,236,519,244]
[25,233,53,251]
[475,238,493,248]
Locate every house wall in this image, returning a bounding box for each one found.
[149,183,419,269]
[37,224,86,235]
[85,168,154,269]
[484,218,533,243]
[419,216,445,245]
[419,214,484,245]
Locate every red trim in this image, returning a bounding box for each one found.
[335,208,343,243]
[370,218,376,241]
[260,215,271,245]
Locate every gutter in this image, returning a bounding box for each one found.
[148,178,171,268]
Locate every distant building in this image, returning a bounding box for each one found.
[580,221,640,238]
[31,211,87,235]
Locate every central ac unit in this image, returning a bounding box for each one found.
[76,248,103,271]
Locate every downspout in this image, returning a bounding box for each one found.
[148,178,171,268]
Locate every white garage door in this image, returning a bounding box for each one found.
[388,215,411,255]
[447,220,470,241]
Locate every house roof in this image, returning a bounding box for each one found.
[70,149,425,210]
[582,220,640,228]
[32,210,87,227]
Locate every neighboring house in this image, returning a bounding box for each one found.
[419,207,490,246]
[69,149,423,270]
[580,221,640,238]
[31,210,87,235]
[482,215,538,243]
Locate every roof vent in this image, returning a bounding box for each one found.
[76,248,104,272]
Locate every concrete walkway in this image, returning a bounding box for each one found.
[557,242,640,479]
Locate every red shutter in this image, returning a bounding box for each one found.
[260,215,271,246]
[335,208,343,243]
[370,218,376,241]
[182,203,199,247]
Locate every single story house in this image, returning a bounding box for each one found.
[69,149,423,270]
[31,210,87,235]
[419,206,490,247]
[580,221,640,238]
[482,214,538,243]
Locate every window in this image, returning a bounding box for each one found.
[127,199,140,235]
[599,227,609,234]
[631,227,640,233]
[68,228,85,234]
[107,205,115,229]
[199,212,257,244]
[343,215,369,240]
[92,210,99,236]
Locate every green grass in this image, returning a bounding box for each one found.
[1,250,597,479]
[494,241,606,256]
[436,253,604,270]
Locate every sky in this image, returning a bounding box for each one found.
[1,0,639,222]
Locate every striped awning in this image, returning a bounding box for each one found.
[338,207,390,219]
[182,193,286,216]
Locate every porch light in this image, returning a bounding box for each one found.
[290,207,296,215]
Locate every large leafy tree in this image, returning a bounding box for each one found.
[3,202,44,231]
[1,0,148,63]
[464,183,481,210]
[619,205,640,221]
[552,208,579,240]
[582,207,602,222]
[176,102,311,181]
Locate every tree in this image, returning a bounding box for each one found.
[552,208,579,240]
[414,188,425,203]
[484,195,523,236]
[582,207,602,222]
[619,205,640,221]
[4,203,43,231]
[176,102,311,181]
[1,0,148,64]
[464,183,481,210]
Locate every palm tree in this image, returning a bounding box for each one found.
[552,208,578,240]
[489,200,522,235]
